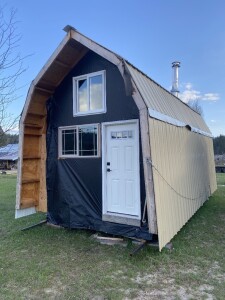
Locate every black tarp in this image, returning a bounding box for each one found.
[46,51,152,241]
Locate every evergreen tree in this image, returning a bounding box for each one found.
[213,135,225,155]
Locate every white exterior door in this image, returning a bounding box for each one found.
[103,121,140,219]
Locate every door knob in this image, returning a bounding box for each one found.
[107,168,112,172]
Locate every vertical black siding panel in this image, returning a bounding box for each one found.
[46,50,149,240]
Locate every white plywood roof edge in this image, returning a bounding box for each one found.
[149,108,213,138]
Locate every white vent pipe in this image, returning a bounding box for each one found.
[171,61,180,97]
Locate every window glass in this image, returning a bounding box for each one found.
[79,126,98,156]
[111,130,133,139]
[60,125,98,157]
[78,79,88,112]
[74,71,105,115]
[62,129,77,155]
[122,131,128,138]
[111,132,117,139]
[117,131,122,139]
[128,130,133,138]
[90,75,103,111]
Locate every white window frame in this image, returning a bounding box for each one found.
[58,124,100,158]
[73,70,106,116]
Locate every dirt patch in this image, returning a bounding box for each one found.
[22,279,67,300]
[207,261,225,283]
[179,266,199,275]
[123,264,221,300]
[127,284,214,300]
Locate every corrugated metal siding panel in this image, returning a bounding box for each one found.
[149,118,217,250]
[127,63,211,133]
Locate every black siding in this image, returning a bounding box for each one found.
[46,50,151,240]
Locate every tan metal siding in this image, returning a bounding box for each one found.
[127,63,211,133]
[149,118,217,250]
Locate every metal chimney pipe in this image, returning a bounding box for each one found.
[171,61,180,97]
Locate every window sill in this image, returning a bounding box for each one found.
[73,110,106,117]
[58,156,100,159]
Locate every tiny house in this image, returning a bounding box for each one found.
[16,26,217,250]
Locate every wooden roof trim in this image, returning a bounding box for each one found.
[32,33,71,88]
[54,58,71,68]
[21,33,71,123]
[21,29,127,125]
[70,30,123,72]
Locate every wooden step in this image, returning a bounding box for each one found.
[27,112,47,119]
[24,133,42,136]
[20,198,38,208]
[23,157,41,160]
[22,179,40,184]
[35,86,54,94]
[24,124,43,129]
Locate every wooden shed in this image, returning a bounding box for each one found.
[16,26,217,250]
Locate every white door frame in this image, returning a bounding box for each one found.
[102,119,141,226]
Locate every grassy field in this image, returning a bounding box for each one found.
[216,173,225,185]
[0,174,225,299]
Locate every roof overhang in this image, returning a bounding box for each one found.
[21,27,125,124]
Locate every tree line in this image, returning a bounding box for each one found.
[213,135,225,155]
[0,127,19,147]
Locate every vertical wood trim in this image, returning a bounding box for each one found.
[117,61,157,234]
[16,122,24,209]
[38,131,47,212]
[132,91,158,234]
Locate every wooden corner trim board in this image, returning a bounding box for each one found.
[16,122,24,209]
[131,89,158,234]
[120,61,157,234]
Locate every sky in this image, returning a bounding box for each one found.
[2,0,225,137]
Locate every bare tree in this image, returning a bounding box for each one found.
[0,6,26,140]
[188,100,203,116]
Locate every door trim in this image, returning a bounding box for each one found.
[102,119,141,226]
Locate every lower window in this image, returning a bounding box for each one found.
[58,124,99,157]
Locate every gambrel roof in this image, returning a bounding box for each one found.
[22,25,210,136]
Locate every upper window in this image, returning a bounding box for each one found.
[73,71,106,116]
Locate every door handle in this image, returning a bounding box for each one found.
[107,168,112,172]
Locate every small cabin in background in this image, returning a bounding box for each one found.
[0,144,18,170]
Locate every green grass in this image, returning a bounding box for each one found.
[0,173,225,299]
[217,173,225,185]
